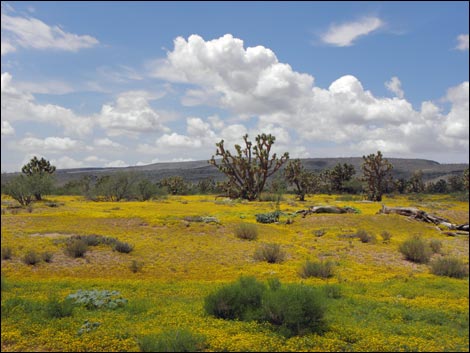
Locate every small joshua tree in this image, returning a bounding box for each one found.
[21,156,56,201]
[284,159,319,201]
[361,151,393,201]
[328,163,356,193]
[209,133,289,201]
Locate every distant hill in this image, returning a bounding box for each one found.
[3,157,465,186]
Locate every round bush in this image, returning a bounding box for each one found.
[261,284,327,337]
[65,239,88,258]
[234,223,258,240]
[300,260,335,279]
[399,235,432,264]
[204,276,266,320]
[254,243,285,263]
[430,256,469,278]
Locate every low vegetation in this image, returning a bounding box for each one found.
[1,192,468,352]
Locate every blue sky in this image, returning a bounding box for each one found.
[1,1,468,172]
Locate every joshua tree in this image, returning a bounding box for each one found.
[159,176,188,195]
[361,151,393,201]
[328,163,356,193]
[21,156,56,200]
[209,133,289,201]
[284,159,319,201]
[407,170,425,193]
[463,167,469,192]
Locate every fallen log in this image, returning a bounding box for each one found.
[295,205,357,217]
[378,205,469,233]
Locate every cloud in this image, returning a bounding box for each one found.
[97,90,168,136]
[151,34,313,116]
[385,76,404,98]
[151,34,469,159]
[456,34,469,51]
[1,72,93,136]
[321,17,383,47]
[1,120,15,136]
[1,40,16,55]
[15,80,75,95]
[15,136,81,153]
[1,12,98,55]
[93,138,123,148]
[50,156,85,169]
[104,160,128,168]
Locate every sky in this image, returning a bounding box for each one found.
[1,1,469,172]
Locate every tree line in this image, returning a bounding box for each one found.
[2,134,469,205]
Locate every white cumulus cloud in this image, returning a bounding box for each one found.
[150,33,469,160]
[1,120,15,136]
[1,72,93,136]
[385,76,404,98]
[15,136,81,153]
[97,90,168,136]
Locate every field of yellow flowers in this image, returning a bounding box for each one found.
[1,193,469,352]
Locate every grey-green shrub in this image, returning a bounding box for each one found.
[235,223,258,240]
[138,329,206,352]
[399,235,432,263]
[255,211,281,224]
[254,243,285,263]
[430,256,469,279]
[113,241,134,253]
[66,289,127,310]
[300,260,335,279]
[23,250,41,265]
[356,229,376,243]
[65,239,88,258]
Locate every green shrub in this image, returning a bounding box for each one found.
[41,251,54,263]
[300,260,335,279]
[429,239,443,254]
[204,276,266,320]
[254,243,285,263]
[255,211,281,224]
[380,231,392,243]
[323,284,342,299]
[356,229,376,243]
[430,256,469,279]
[261,284,327,337]
[313,229,326,237]
[235,223,258,240]
[66,289,127,310]
[44,295,74,318]
[23,250,41,265]
[1,247,13,260]
[399,235,432,263]
[129,260,144,273]
[65,239,88,258]
[113,241,134,253]
[138,329,206,352]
